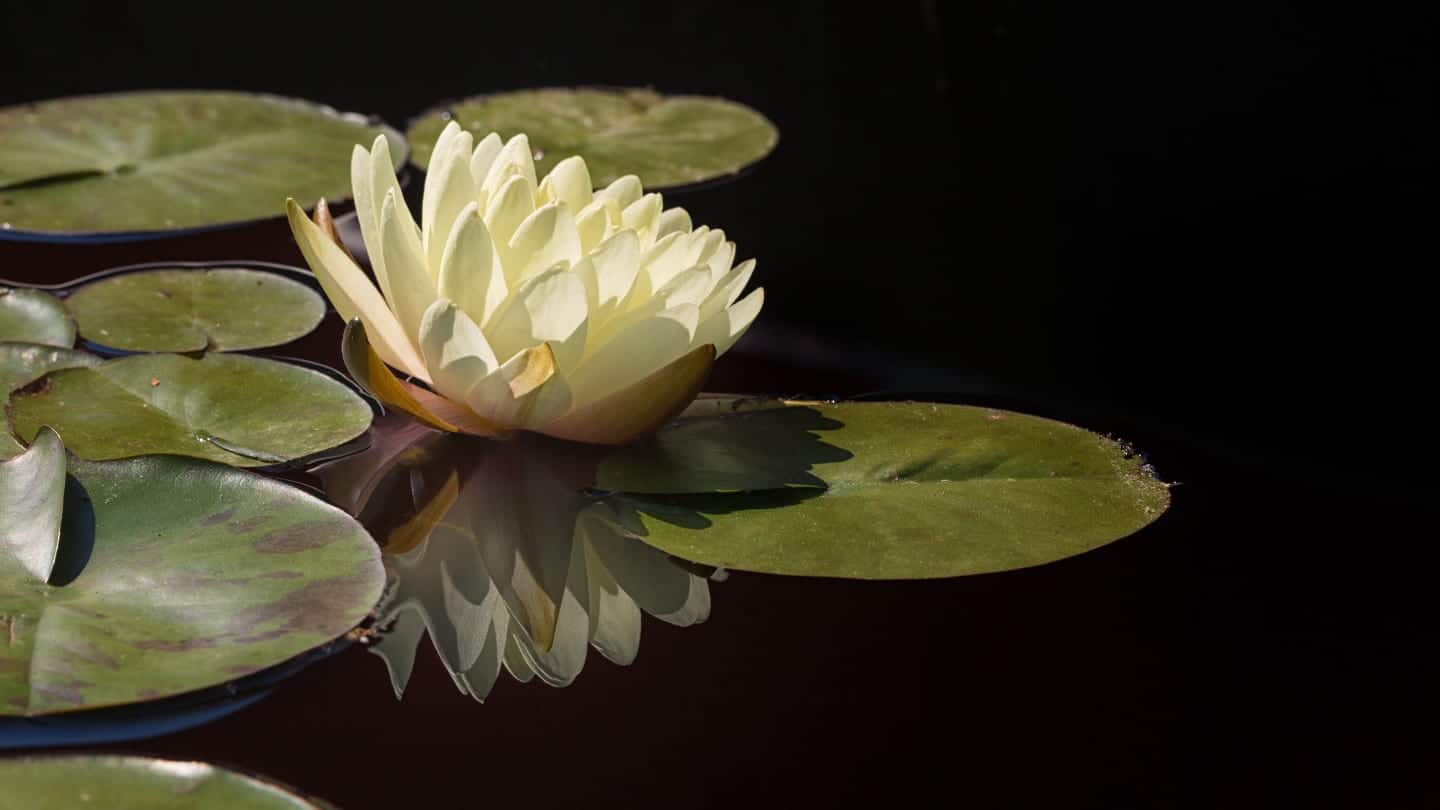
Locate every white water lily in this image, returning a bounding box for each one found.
[287,123,763,445]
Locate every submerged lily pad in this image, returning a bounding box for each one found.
[0,91,405,240]
[65,267,326,353]
[612,401,1171,579]
[0,756,330,808]
[6,353,372,467]
[0,451,383,716]
[0,343,103,459]
[408,87,778,188]
[0,288,73,347]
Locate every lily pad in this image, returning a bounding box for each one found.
[6,353,372,467]
[408,87,778,188]
[0,451,383,716]
[0,343,103,459]
[64,267,326,353]
[612,401,1171,579]
[0,288,74,347]
[0,756,332,808]
[0,91,405,241]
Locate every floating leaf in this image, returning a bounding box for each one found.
[0,344,103,459]
[6,353,372,467]
[0,451,383,716]
[408,87,778,188]
[0,427,66,584]
[0,756,330,808]
[612,401,1171,579]
[64,267,326,353]
[0,91,405,240]
[0,288,73,347]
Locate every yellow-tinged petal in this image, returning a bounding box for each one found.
[588,229,641,315]
[485,264,588,371]
[622,193,663,240]
[286,199,427,380]
[701,258,756,320]
[422,124,476,275]
[574,201,610,252]
[481,134,538,198]
[350,142,395,307]
[654,207,693,241]
[569,304,698,404]
[594,174,642,210]
[383,469,460,555]
[368,134,417,304]
[465,342,558,427]
[707,238,737,278]
[419,298,499,403]
[341,319,504,436]
[437,202,507,328]
[469,132,504,208]
[538,155,593,212]
[696,287,764,357]
[380,191,440,347]
[507,203,582,284]
[485,174,537,283]
[543,343,715,445]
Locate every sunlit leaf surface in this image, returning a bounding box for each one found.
[0,427,66,584]
[0,756,328,808]
[65,267,326,353]
[0,451,382,716]
[0,288,73,347]
[408,88,778,188]
[0,343,102,459]
[612,401,1171,578]
[7,353,372,467]
[0,91,404,239]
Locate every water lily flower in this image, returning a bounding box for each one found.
[287,123,763,445]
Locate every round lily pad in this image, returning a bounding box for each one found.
[407,87,778,188]
[0,91,405,241]
[0,756,332,808]
[610,401,1171,579]
[0,343,103,459]
[0,287,73,347]
[0,451,383,717]
[6,353,373,467]
[65,267,326,353]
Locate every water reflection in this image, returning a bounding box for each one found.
[313,416,712,701]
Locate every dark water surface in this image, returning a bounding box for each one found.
[2,223,1430,808]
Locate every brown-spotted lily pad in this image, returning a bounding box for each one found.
[608,400,1171,579]
[407,87,778,188]
[6,353,373,467]
[0,755,334,808]
[0,91,405,241]
[0,449,383,716]
[0,344,102,459]
[63,267,326,353]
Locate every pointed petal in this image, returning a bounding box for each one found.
[538,155,593,212]
[287,199,426,379]
[696,287,764,357]
[350,141,395,307]
[380,191,439,347]
[578,513,642,666]
[700,259,756,320]
[484,174,537,283]
[622,193,663,240]
[654,206,692,241]
[464,343,558,428]
[484,265,588,370]
[542,343,715,445]
[569,304,698,405]
[368,608,427,699]
[707,239,737,278]
[421,125,476,275]
[594,174,642,210]
[341,319,504,436]
[589,229,641,315]
[574,200,611,252]
[587,514,711,626]
[481,133,538,198]
[507,203,582,284]
[419,299,499,403]
[368,133,417,300]
[437,202,508,328]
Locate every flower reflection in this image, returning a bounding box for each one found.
[313,414,710,701]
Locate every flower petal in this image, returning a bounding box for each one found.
[419,298,499,403]
[589,229,641,316]
[480,133,538,198]
[468,132,504,207]
[421,124,476,275]
[543,342,715,445]
[654,206,693,241]
[380,191,439,348]
[465,342,558,428]
[621,193,663,241]
[700,258,756,320]
[368,133,418,301]
[437,201,508,329]
[484,264,588,371]
[695,287,764,357]
[507,203,582,285]
[576,516,642,666]
[538,155,593,212]
[568,304,698,405]
[574,201,610,252]
[593,174,642,210]
[287,199,427,380]
[484,174,537,282]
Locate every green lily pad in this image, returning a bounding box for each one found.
[0,288,74,347]
[6,353,372,467]
[0,343,104,459]
[0,427,66,583]
[0,91,405,239]
[0,756,332,808]
[0,450,383,716]
[407,87,778,188]
[612,401,1171,579]
[64,267,326,353]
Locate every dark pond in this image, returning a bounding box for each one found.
[2,5,1434,808]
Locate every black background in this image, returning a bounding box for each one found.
[2,3,1434,807]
